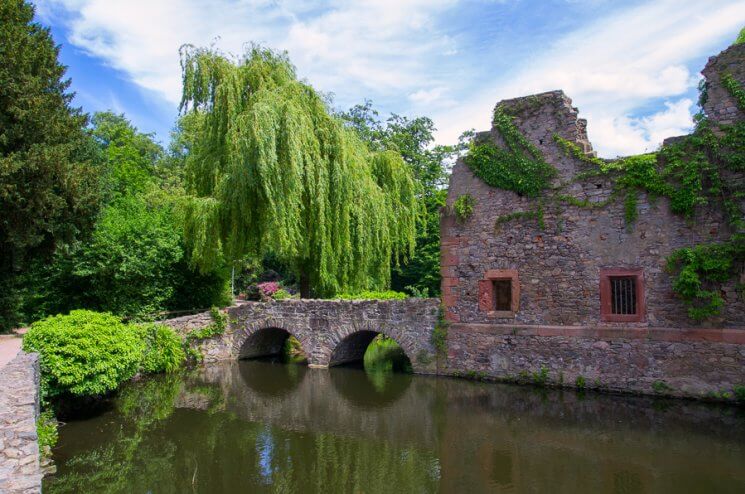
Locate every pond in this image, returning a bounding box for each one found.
[45,360,745,493]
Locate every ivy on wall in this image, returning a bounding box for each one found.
[453,194,475,222]
[463,108,556,198]
[460,76,745,322]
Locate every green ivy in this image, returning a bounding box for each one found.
[494,208,544,231]
[37,410,58,459]
[431,303,449,357]
[453,194,475,222]
[722,72,745,111]
[186,306,227,341]
[666,235,745,321]
[463,108,556,197]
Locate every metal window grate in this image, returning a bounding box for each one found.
[610,276,637,315]
[493,280,512,311]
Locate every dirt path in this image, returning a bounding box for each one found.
[0,335,23,371]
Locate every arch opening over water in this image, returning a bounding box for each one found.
[329,330,412,372]
[239,327,308,364]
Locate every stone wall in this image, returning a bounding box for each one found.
[0,352,42,494]
[440,44,745,398]
[162,299,441,372]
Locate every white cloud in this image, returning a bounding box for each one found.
[39,0,458,107]
[39,0,745,156]
[432,0,745,156]
[409,87,447,105]
[587,98,694,157]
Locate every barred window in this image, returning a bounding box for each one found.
[600,268,645,322]
[610,276,637,315]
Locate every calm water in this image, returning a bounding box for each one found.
[45,361,745,493]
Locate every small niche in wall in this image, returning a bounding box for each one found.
[478,269,520,318]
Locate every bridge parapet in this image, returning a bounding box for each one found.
[164,298,441,373]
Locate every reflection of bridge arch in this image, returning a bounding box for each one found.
[329,366,412,408]
[238,360,308,397]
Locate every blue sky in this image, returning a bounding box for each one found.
[36,0,745,157]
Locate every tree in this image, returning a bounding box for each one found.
[0,0,101,330]
[179,45,419,297]
[91,111,163,200]
[18,113,230,322]
[340,103,467,296]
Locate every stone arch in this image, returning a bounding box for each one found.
[236,321,312,362]
[326,321,417,368]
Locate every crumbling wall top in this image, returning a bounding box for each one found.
[702,42,745,125]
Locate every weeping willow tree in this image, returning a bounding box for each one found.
[178,45,419,297]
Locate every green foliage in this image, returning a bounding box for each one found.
[0,0,102,331]
[494,208,544,231]
[91,112,162,200]
[16,114,230,323]
[179,46,419,298]
[666,236,744,320]
[575,375,586,390]
[271,288,294,300]
[340,102,464,297]
[554,116,745,320]
[721,72,745,112]
[186,306,227,341]
[363,335,412,373]
[453,194,475,222]
[334,290,408,300]
[73,195,184,317]
[652,380,672,394]
[37,410,58,458]
[431,303,449,356]
[23,310,143,399]
[133,323,185,373]
[463,108,556,197]
[735,27,745,45]
[532,366,549,386]
[734,385,745,402]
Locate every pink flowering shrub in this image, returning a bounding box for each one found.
[257,282,280,297]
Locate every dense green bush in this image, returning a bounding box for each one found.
[133,323,185,373]
[23,310,143,399]
[334,291,408,300]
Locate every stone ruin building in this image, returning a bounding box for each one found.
[440,42,745,396]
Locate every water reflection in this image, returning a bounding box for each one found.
[329,366,412,408]
[45,361,745,494]
[239,359,308,397]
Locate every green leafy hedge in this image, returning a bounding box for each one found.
[23,310,188,400]
[133,323,186,373]
[334,290,408,300]
[23,310,144,399]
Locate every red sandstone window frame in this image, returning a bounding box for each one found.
[599,268,646,323]
[478,269,519,318]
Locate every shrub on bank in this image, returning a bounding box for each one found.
[334,291,408,300]
[133,323,185,373]
[23,310,144,399]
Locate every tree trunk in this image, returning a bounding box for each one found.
[299,271,311,299]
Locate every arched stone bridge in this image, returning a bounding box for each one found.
[164,299,441,373]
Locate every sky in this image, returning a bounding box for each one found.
[36,0,745,158]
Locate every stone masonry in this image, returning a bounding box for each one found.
[440,43,745,398]
[0,352,42,494]
[164,299,441,373]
